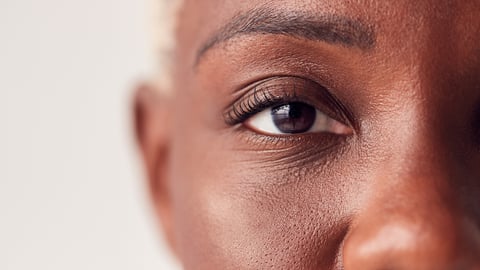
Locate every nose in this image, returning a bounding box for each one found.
[343,166,480,269]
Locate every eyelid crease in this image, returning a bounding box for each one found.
[223,76,355,129]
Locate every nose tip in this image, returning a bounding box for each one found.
[343,216,480,270]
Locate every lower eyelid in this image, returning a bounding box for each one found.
[228,124,351,162]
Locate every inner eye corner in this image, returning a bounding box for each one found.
[338,110,358,135]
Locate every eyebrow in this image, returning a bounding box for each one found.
[195,7,376,66]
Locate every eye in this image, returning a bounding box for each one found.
[245,102,352,135]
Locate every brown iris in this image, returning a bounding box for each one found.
[271,102,316,133]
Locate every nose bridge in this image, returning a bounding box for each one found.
[340,2,480,267]
[342,123,480,269]
[377,102,459,202]
[369,137,465,245]
[342,169,480,269]
[390,123,461,199]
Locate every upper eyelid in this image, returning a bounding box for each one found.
[223,76,352,127]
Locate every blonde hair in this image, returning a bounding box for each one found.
[152,0,183,92]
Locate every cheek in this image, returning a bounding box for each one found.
[168,70,366,269]
[169,128,356,269]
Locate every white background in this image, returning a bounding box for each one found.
[0,0,179,269]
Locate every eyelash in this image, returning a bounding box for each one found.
[224,83,303,125]
[223,76,353,129]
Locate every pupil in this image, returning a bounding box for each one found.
[271,102,316,133]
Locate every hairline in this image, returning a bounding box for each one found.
[156,0,183,92]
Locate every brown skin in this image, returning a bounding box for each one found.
[135,0,480,269]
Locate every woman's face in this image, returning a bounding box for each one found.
[136,0,480,269]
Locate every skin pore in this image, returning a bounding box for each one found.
[135,0,480,269]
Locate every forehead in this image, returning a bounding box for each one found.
[175,0,480,69]
[178,0,479,27]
